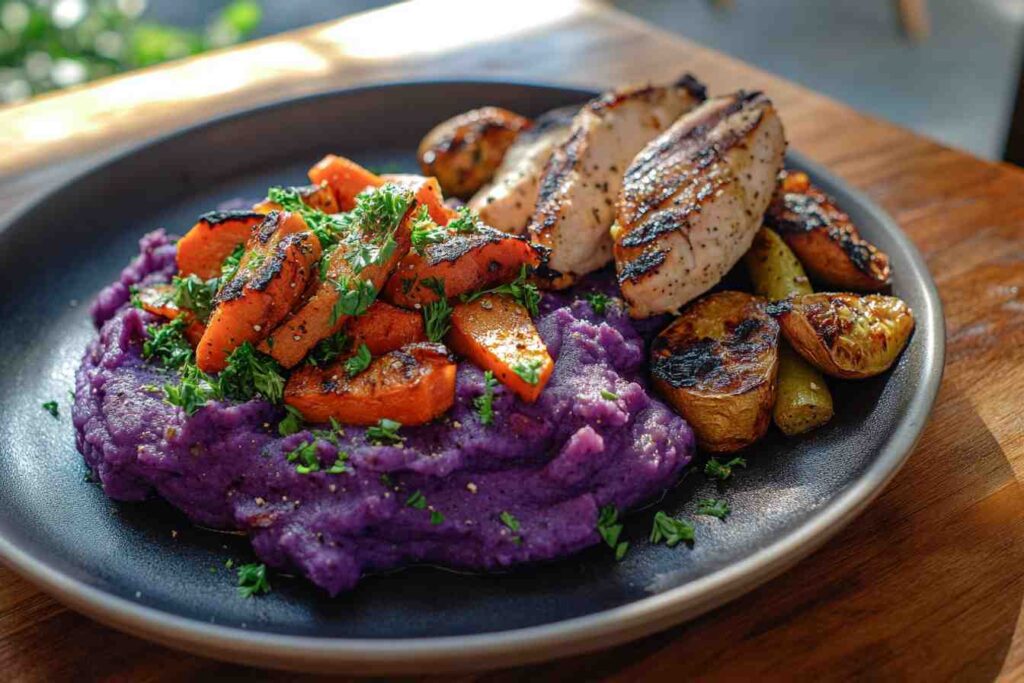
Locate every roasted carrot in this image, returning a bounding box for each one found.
[384,223,543,308]
[284,342,456,425]
[382,174,457,225]
[197,211,322,373]
[175,210,264,279]
[446,294,553,403]
[345,301,425,356]
[136,284,206,346]
[308,155,384,211]
[259,184,424,368]
[253,182,340,215]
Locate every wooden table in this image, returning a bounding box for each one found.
[2,0,1023,679]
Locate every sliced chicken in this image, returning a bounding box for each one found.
[612,91,786,318]
[527,75,707,288]
[469,105,577,235]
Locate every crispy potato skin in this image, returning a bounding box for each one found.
[779,293,914,379]
[418,107,531,199]
[284,342,456,425]
[650,291,779,452]
[765,171,890,291]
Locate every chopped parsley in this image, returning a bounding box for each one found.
[406,490,427,509]
[421,277,453,342]
[171,273,216,321]
[338,184,411,273]
[307,331,348,367]
[461,265,541,317]
[695,498,731,519]
[220,243,246,283]
[163,363,222,415]
[142,318,192,369]
[329,277,377,324]
[344,343,372,377]
[447,206,483,234]
[129,285,143,309]
[430,510,445,525]
[409,205,448,255]
[325,452,350,475]
[649,511,694,547]
[218,342,286,404]
[277,405,304,436]
[600,389,619,400]
[285,439,320,474]
[499,511,520,532]
[236,562,270,598]
[41,400,59,418]
[704,457,747,481]
[596,505,629,560]
[473,370,497,425]
[584,291,611,316]
[511,358,543,385]
[266,186,345,247]
[366,418,403,445]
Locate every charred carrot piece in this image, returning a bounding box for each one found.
[447,294,553,403]
[136,284,206,346]
[253,182,340,215]
[346,301,425,356]
[382,174,457,225]
[176,210,265,279]
[308,155,384,211]
[284,342,456,425]
[197,212,322,373]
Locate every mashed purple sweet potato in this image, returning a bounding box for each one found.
[74,232,695,595]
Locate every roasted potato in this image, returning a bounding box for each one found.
[651,291,780,452]
[778,293,914,379]
[765,170,891,291]
[744,227,834,435]
[418,107,531,199]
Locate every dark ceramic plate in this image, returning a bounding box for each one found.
[0,82,943,674]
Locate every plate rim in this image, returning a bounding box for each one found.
[0,79,946,674]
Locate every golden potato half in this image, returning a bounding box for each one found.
[779,293,914,379]
[417,106,531,199]
[651,291,780,452]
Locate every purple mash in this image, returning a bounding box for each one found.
[74,231,695,595]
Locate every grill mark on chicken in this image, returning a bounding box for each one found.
[617,249,666,284]
[197,209,265,227]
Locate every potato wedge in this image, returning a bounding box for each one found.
[650,291,779,452]
[765,170,890,291]
[418,107,531,199]
[284,342,456,425]
[778,293,914,379]
[176,210,265,279]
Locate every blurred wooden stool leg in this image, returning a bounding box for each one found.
[897,0,930,40]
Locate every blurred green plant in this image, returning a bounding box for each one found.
[0,0,262,104]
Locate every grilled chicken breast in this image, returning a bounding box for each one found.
[469,105,577,235]
[613,91,786,318]
[527,75,707,288]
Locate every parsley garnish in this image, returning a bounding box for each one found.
[142,317,192,369]
[461,265,541,317]
[344,343,372,377]
[499,511,520,532]
[218,342,286,404]
[474,370,497,426]
[329,277,377,324]
[600,389,619,400]
[325,452,350,474]
[649,511,695,547]
[266,186,346,247]
[171,273,216,321]
[285,439,320,474]
[220,243,245,283]
[278,405,304,436]
[236,562,270,598]
[129,285,143,309]
[409,205,448,255]
[366,418,403,445]
[430,510,445,525]
[163,363,222,415]
[406,490,427,509]
[695,498,731,519]
[338,184,411,273]
[704,457,747,481]
[596,505,629,560]
[41,400,59,418]
[511,358,543,385]
[307,331,348,367]
[584,291,611,316]
[421,277,453,342]
[447,206,483,234]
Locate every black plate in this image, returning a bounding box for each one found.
[0,81,944,673]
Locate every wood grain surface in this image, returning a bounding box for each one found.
[2,1,1024,680]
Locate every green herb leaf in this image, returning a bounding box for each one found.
[329,277,378,324]
[600,389,619,400]
[285,439,320,474]
[499,511,520,532]
[649,511,695,547]
[307,331,349,367]
[366,418,403,445]
[325,451,350,475]
[406,490,427,509]
[596,505,629,560]
[171,273,217,321]
[410,205,448,255]
[218,342,286,404]
[430,509,445,525]
[511,358,543,385]
[584,291,611,316]
[447,206,483,234]
[474,370,497,426]
[344,343,372,378]
[421,277,453,343]
[129,285,143,310]
[695,498,731,519]
[266,185,346,247]
[220,243,246,283]
[142,317,192,369]
[704,457,747,481]
[163,363,223,415]
[41,400,59,418]
[461,265,541,317]
[236,562,270,598]
[339,184,412,274]
[278,405,304,436]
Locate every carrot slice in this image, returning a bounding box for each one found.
[197,211,322,373]
[284,342,456,425]
[253,182,340,215]
[384,224,542,308]
[382,174,457,225]
[308,155,384,211]
[176,210,264,279]
[447,294,553,403]
[136,284,206,346]
[345,301,425,356]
